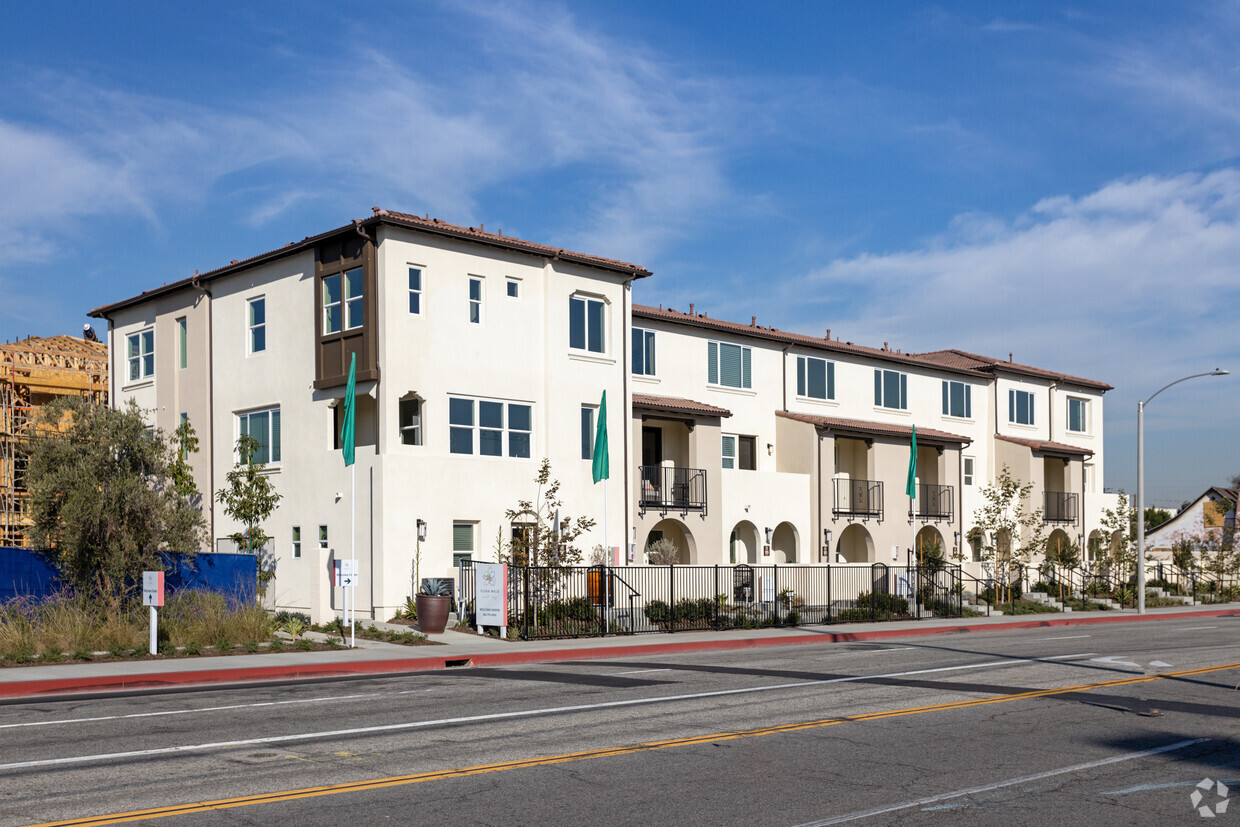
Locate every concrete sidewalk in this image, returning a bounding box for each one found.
[2,603,1237,700]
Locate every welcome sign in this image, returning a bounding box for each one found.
[475,562,508,629]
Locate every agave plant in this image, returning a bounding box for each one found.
[419,578,453,597]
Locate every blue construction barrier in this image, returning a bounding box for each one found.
[0,547,257,604]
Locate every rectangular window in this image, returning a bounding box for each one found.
[292,526,302,559]
[127,329,155,382]
[344,267,363,330]
[506,278,520,299]
[399,397,422,446]
[1084,462,1095,492]
[322,268,363,334]
[323,274,341,334]
[721,434,736,469]
[248,297,266,354]
[738,436,756,471]
[408,267,422,315]
[963,456,975,486]
[796,356,834,400]
[874,369,908,410]
[318,525,328,551]
[238,407,281,465]
[942,380,971,418]
[178,412,189,461]
[177,317,187,370]
[453,522,475,569]
[1067,397,1087,433]
[449,397,532,458]
[632,328,656,376]
[1009,389,1035,425]
[569,295,605,353]
[708,341,752,389]
[469,277,483,324]
[581,405,595,460]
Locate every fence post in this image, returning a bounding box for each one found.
[669,564,675,634]
[714,564,719,628]
[827,562,832,623]
[774,564,779,625]
[523,566,530,640]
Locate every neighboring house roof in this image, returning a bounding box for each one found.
[632,393,732,419]
[1145,486,1237,549]
[995,434,1094,458]
[91,210,652,318]
[913,348,1111,391]
[632,305,989,379]
[0,335,108,361]
[776,411,971,447]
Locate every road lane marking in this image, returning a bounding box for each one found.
[0,688,433,730]
[25,660,1240,827]
[1090,656,1141,669]
[1178,626,1218,631]
[0,654,1096,772]
[795,738,1209,825]
[614,669,671,675]
[1037,635,1090,641]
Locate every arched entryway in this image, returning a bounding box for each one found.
[729,520,760,564]
[914,526,945,566]
[836,524,873,563]
[967,527,985,563]
[1087,530,1104,565]
[645,519,696,565]
[772,522,798,563]
[1045,528,1072,563]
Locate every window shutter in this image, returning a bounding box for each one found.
[569,298,584,349]
[708,342,719,384]
[827,362,834,399]
[742,347,752,389]
[632,328,643,374]
[965,386,971,419]
[900,374,907,409]
[874,370,882,406]
[942,381,949,415]
[271,409,281,462]
[797,357,805,397]
[645,331,656,374]
[453,523,474,552]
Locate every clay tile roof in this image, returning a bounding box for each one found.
[914,348,1111,391]
[776,411,971,446]
[632,393,732,419]
[995,434,1094,457]
[631,305,989,378]
[91,211,650,317]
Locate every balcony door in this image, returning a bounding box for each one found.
[642,426,663,467]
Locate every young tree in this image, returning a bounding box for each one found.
[215,435,283,594]
[1099,491,1137,582]
[26,397,206,601]
[1171,536,1197,578]
[972,465,1046,602]
[501,459,596,568]
[1043,537,1080,602]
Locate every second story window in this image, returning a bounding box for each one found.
[292,526,302,559]
[874,369,908,410]
[722,434,756,470]
[127,329,154,382]
[708,342,751,389]
[942,380,971,418]
[569,295,605,353]
[1009,389,1035,425]
[177,317,187,370]
[581,405,595,459]
[248,298,266,354]
[632,328,656,376]
[1067,397,1088,432]
[963,456,975,486]
[449,397,532,458]
[238,407,281,465]
[399,396,422,446]
[797,356,834,400]
[408,267,423,314]
[468,277,483,324]
[323,267,363,334]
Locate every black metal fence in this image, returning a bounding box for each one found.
[460,562,966,639]
[1043,492,1078,523]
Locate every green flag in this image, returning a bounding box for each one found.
[905,424,917,498]
[591,390,609,483]
[340,352,356,467]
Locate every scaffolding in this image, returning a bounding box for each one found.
[1,335,108,547]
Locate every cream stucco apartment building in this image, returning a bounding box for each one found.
[90,210,1118,620]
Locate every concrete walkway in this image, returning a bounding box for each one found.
[2,603,1237,700]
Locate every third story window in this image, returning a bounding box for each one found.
[469,278,483,324]
[942,380,971,418]
[1009,389,1035,425]
[708,341,752,389]
[632,327,656,376]
[248,298,266,353]
[1067,397,1087,432]
[963,456,975,486]
[127,329,154,382]
[323,267,363,334]
[408,267,422,314]
[449,397,532,458]
[238,407,281,465]
[506,278,520,299]
[874,369,908,410]
[797,356,834,400]
[177,317,187,370]
[292,526,301,559]
[569,295,605,353]
[399,397,422,446]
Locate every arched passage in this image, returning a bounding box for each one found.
[1045,528,1072,564]
[729,520,760,564]
[837,524,873,564]
[914,526,945,565]
[967,527,985,563]
[1087,530,1104,565]
[772,522,798,564]
[645,519,697,565]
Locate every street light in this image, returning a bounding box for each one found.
[1137,369,1229,613]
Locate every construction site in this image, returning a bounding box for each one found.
[1,334,108,548]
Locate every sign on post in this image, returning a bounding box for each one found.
[474,562,507,638]
[142,571,164,655]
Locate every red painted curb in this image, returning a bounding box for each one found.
[3,607,1237,699]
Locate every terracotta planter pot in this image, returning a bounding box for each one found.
[415,594,451,634]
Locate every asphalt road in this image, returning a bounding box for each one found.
[1,617,1238,826]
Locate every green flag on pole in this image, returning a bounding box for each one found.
[905,424,917,498]
[591,390,609,483]
[340,352,356,467]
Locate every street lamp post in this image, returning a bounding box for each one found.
[1137,369,1229,613]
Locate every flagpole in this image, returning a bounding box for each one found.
[350,460,356,649]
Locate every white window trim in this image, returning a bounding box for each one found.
[1008,388,1037,427]
[632,327,657,378]
[708,340,753,390]
[1066,396,1089,434]
[398,394,423,447]
[408,265,424,316]
[796,355,835,402]
[125,328,156,385]
[874,368,909,412]
[963,456,975,486]
[247,296,266,356]
[236,405,281,468]
[176,317,187,371]
[292,526,302,559]
[569,291,609,356]
[941,380,973,421]
[468,276,484,325]
[506,277,521,300]
[318,525,329,552]
[448,396,534,459]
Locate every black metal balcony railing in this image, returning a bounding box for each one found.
[639,466,708,515]
[1044,491,1078,523]
[911,483,953,521]
[833,478,883,520]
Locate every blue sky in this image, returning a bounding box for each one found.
[2,1,1238,506]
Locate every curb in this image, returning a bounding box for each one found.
[3,607,1238,700]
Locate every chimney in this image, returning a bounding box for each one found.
[751,316,757,326]
[1009,352,1013,362]
[689,303,695,315]
[371,207,380,215]
[883,342,888,351]
[825,329,830,340]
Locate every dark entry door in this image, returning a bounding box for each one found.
[642,427,663,467]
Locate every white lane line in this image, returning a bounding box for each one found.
[0,688,432,731]
[1037,635,1090,641]
[795,738,1209,825]
[0,655,1080,771]
[614,669,671,675]
[1178,626,1218,631]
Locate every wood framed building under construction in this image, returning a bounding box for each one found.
[1,334,108,547]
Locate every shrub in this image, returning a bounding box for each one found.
[674,597,714,622]
[643,600,672,624]
[269,639,283,652]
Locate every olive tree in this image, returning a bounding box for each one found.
[972,465,1046,603]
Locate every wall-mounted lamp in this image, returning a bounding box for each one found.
[823,529,832,548]
[954,531,961,546]
[767,442,773,456]
[416,519,427,542]
[764,527,773,545]
[892,545,900,561]
[334,492,342,503]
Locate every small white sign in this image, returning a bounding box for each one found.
[142,571,164,607]
[475,562,507,627]
[340,559,359,576]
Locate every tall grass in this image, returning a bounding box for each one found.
[0,590,275,660]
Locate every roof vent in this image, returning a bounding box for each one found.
[1009,352,1013,362]
[825,329,830,340]
[371,207,380,215]
[751,316,757,326]
[231,260,238,265]
[689,303,694,315]
[883,342,888,350]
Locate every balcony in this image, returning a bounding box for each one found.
[1044,491,1078,523]
[910,483,953,521]
[833,478,883,520]
[639,466,708,516]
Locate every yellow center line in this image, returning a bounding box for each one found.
[28,660,1240,827]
